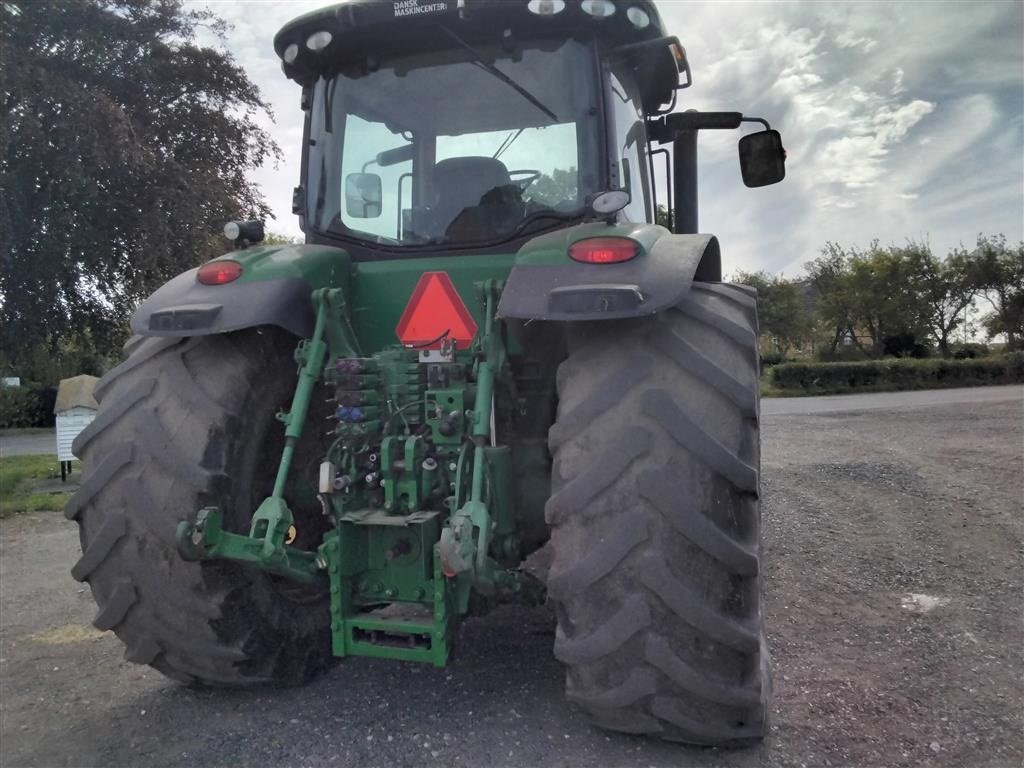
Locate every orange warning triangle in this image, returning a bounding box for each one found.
[395,271,478,350]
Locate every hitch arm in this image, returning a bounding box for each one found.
[175,507,323,583]
[174,289,345,584]
[438,281,508,589]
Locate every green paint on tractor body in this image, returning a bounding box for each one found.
[222,242,351,289]
[180,199,703,663]
[170,0,783,674]
[179,125,715,667]
[178,257,542,664]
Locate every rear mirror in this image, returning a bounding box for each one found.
[376,144,415,167]
[345,173,382,218]
[738,130,786,187]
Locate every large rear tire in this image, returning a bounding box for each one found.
[545,283,769,744]
[66,329,333,686]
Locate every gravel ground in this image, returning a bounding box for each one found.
[1,390,1021,768]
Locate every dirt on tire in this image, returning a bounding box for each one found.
[67,330,333,687]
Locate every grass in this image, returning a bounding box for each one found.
[760,369,786,398]
[0,455,73,518]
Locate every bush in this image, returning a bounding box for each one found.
[952,343,989,360]
[1007,351,1024,379]
[816,345,870,363]
[0,385,49,429]
[770,354,1024,395]
[881,333,930,358]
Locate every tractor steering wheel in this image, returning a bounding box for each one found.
[510,169,542,192]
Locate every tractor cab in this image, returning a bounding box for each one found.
[275,0,779,259]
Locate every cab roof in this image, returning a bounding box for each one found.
[274,0,667,86]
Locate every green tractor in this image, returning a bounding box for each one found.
[67,0,785,745]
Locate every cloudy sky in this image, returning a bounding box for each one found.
[196,0,1024,277]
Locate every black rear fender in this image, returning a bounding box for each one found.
[496,223,721,322]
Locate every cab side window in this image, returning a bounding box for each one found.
[339,113,413,241]
[607,69,650,223]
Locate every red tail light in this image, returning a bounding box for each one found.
[568,237,639,264]
[197,260,243,285]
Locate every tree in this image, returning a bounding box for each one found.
[733,270,809,358]
[529,167,577,206]
[808,241,929,357]
[262,232,301,247]
[844,243,928,356]
[655,204,672,230]
[0,0,278,370]
[966,234,1024,350]
[805,244,857,355]
[901,241,975,358]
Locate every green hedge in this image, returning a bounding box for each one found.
[770,353,1024,395]
[0,386,49,429]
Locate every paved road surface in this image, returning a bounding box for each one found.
[0,430,56,458]
[1,389,1022,767]
[1,388,1017,458]
[4,387,1017,459]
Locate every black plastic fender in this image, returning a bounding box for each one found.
[130,243,350,338]
[495,226,721,322]
[130,268,318,338]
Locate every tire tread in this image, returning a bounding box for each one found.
[70,330,332,687]
[547,283,768,745]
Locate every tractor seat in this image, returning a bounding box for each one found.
[430,156,514,239]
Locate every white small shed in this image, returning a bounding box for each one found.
[55,375,99,462]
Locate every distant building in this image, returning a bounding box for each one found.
[55,375,99,480]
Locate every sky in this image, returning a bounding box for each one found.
[194,0,1024,277]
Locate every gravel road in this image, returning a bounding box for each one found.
[1,389,1021,768]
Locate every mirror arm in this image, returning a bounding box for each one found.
[648,112,786,233]
[647,111,742,143]
[647,112,775,144]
